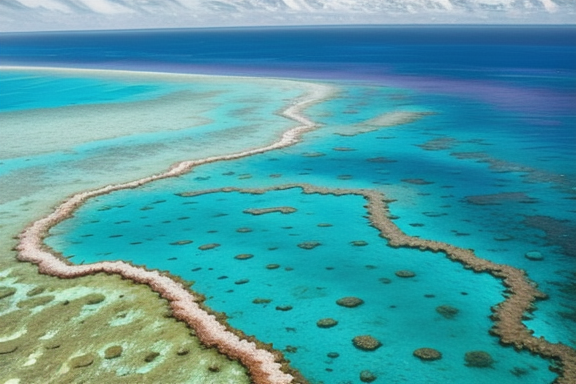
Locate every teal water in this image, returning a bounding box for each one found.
[41,77,575,383]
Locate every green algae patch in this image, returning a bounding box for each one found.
[26,286,46,297]
[83,293,106,305]
[0,286,16,300]
[0,266,251,384]
[0,339,19,355]
[17,295,55,309]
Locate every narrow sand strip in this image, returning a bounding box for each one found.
[15,74,334,384]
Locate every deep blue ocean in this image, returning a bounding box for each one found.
[1,26,575,384]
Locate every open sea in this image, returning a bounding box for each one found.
[1,26,575,384]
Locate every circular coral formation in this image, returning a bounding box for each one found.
[336,297,364,308]
[316,318,338,328]
[297,241,321,250]
[252,298,272,304]
[353,335,382,351]
[413,348,442,361]
[198,243,220,250]
[464,351,494,367]
[170,239,193,245]
[234,253,253,260]
[525,251,544,261]
[104,345,123,359]
[436,305,459,319]
[360,370,378,383]
[395,270,416,278]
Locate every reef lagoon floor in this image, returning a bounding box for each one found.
[0,26,575,384]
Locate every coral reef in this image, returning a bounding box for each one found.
[234,254,254,260]
[353,336,382,351]
[297,242,321,250]
[395,270,416,278]
[360,370,378,383]
[525,251,544,261]
[336,297,364,308]
[464,351,494,367]
[198,243,220,251]
[244,207,297,215]
[316,318,338,328]
[436,305,459,319]
[413,348,442,361]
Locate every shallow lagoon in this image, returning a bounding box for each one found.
[44,77,574,383]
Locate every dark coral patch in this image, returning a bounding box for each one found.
[336,297,364,308]
[252,298,272,304]
[464,351,494,367]
[84,293,106,305]
[353,335,382,351]
[104,345,123,359]
[234,254,254,260]
[436,305,459,319]
[395,270,416,278]
[317,318,338,328]
[70,354,94,368]
[414,348,442,361]
[298,241,321,250]
[170,240,193,246]
[198,243,220,251]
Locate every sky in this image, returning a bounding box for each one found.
[0,0,574,32]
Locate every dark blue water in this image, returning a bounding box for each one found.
[1,26,575,83]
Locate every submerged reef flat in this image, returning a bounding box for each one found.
[335,111,434,136]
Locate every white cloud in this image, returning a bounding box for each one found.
[78,0,136,14]
[0,0,572,32]
[16,0,73,13]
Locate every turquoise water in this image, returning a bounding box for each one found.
[42,78,575,383]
